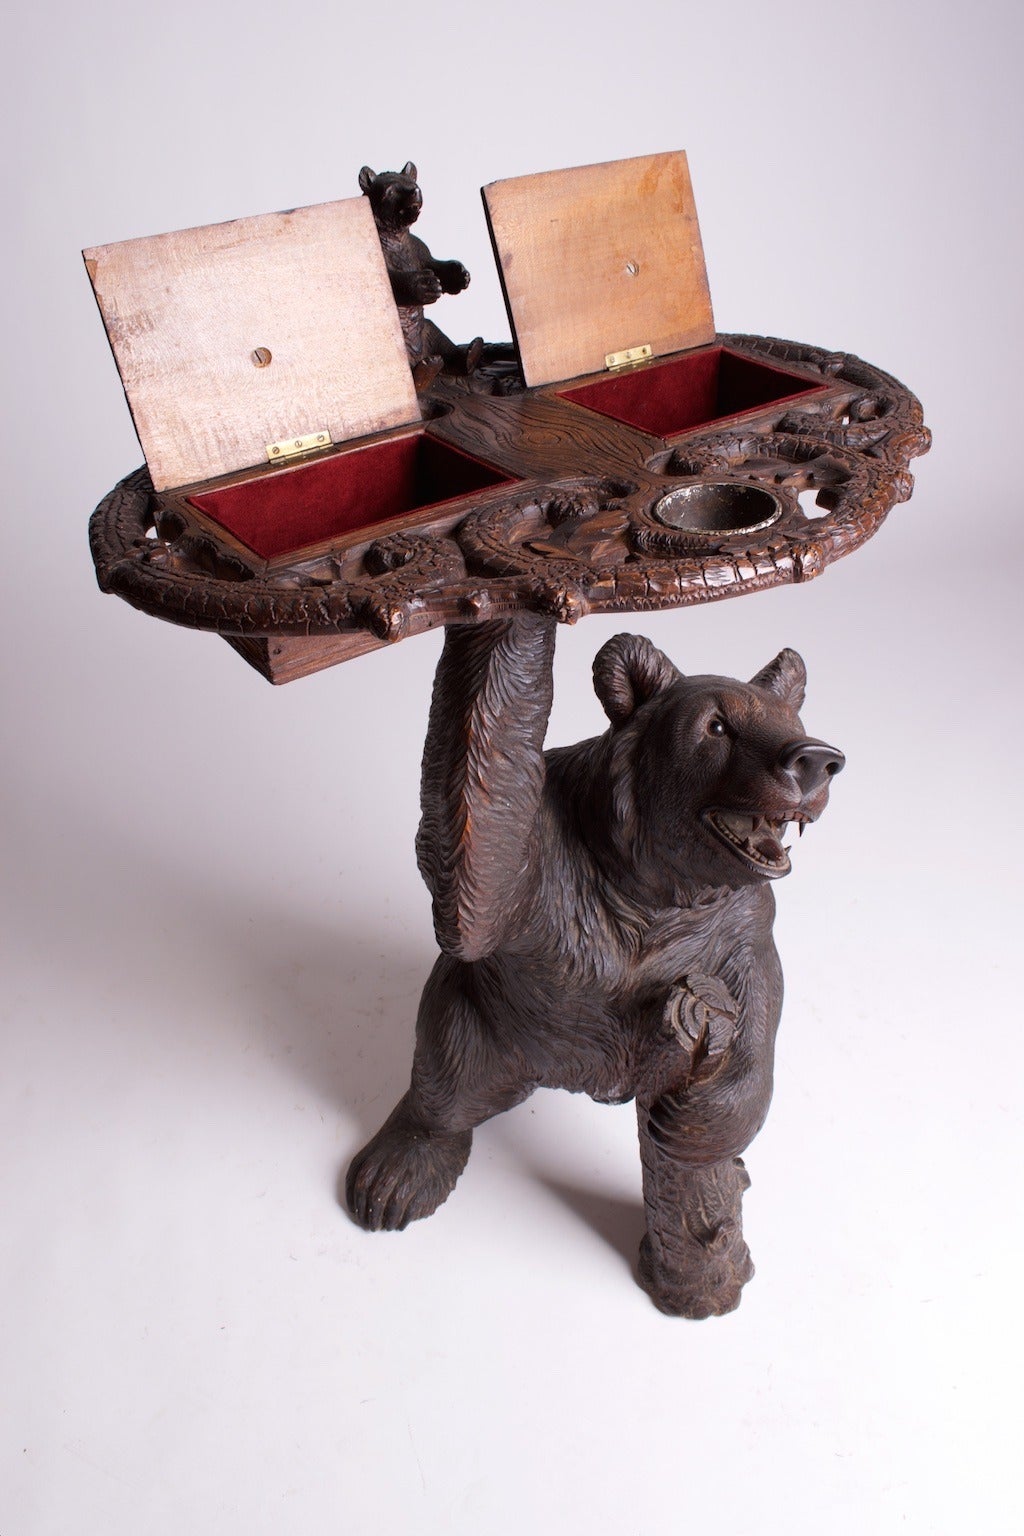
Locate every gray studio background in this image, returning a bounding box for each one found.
[3,2,1021,1532]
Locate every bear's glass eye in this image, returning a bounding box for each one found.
[707,718,727,737]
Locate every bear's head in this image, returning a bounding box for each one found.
[592,634,844,894]
[359,163,422,229]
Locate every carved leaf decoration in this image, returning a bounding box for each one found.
[581,536,630,566]
[526,536,583,559]
[526,530,630,567]
[89,337,929,647]
[558,506,632,536]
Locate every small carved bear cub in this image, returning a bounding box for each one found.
[347,619,844,1317]
[358,162,481,385]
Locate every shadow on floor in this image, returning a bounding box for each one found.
[6,774,647,1258]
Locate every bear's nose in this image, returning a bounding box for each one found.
[777,738,846,796]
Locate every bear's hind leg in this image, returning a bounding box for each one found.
[345,1091,472,1232]
[636,1105,754,1318]
[346,957,530,1232]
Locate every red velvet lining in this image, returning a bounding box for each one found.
[189,433,515,561]
[557,346,825,439]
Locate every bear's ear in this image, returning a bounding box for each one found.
[593,634,680,727]
[750,648,806,711]
[358,166,376,194]
[402,161,418,180]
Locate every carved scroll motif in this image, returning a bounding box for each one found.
[89,336,930,648]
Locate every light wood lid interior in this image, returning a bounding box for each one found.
[482,150,715,388]
[84,197,419,491]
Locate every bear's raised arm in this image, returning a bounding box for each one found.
[416,614,557,961]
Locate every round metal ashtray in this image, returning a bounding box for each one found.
[652,482,784,537]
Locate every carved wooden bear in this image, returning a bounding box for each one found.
[358,162,482,387]
[347,616,844,1317]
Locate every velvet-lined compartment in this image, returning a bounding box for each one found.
[557,347,825,439]
[188,433,516,561]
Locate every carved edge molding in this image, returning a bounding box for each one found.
[88,335,930,645]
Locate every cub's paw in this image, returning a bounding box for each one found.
[412,356,444,392]
[463,336,485,375]
[436,259,470,293]
[411,270,444,304]
[345,1101,471,1232]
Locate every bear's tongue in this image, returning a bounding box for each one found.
[751,824,785,863]
[715,811,788,866]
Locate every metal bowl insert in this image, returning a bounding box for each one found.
[653,482,784,536]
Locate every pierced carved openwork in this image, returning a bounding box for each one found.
[90,336,929,668]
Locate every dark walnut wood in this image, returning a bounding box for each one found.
[84,161,932,1317]
[89,335,930,680]
[347,620,844,1317]
[86,340,927,1311]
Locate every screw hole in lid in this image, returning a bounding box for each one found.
[252,347,272,368]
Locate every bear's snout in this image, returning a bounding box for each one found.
[777,738,845,801]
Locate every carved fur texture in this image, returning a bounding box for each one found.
[348,621,844,1317]
[358,162,475,378]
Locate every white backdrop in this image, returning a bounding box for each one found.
[4,2,1022,1532]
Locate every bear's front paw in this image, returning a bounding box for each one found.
[664,971,738,1081]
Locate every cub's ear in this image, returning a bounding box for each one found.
[593,634,680,727]
[358,166,376,194]
[750,648,806,711]
[402,161,418,180]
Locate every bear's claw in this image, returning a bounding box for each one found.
[345,1098,472,1231]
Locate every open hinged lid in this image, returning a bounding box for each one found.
[482,150,715,389]
[83,197,420,493]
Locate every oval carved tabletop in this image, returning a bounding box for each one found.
[89,335,930,654]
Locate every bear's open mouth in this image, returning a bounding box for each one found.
[704,809,809,878]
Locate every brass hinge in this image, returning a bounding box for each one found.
[266,429,333,464]
[605,343,653,372]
